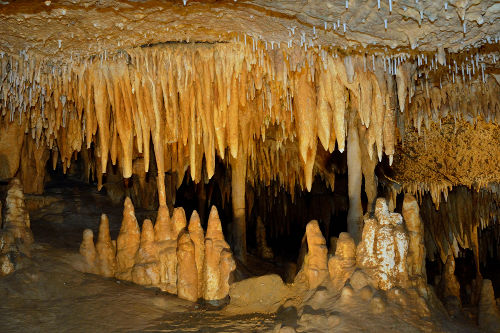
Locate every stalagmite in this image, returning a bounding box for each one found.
[356,198,409,290]
[256,216,273,259]
[79,229,98,274]
[347,114,363,243]
[328,232,356,290]
[95,214,116,278]
[132,219,160,286]
[115,197,140,281]
[437,254,461,313]
[478,279,500,332]
[302,220,328,289]
[204,206,235,303]
[188,210,205,299]
[402,194,426,290]
[231,150,247,262]
[176,231,198,302]
[0,179,33,276]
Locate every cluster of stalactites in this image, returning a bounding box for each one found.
[79,198,235,303]
[417,186,499,268]
[2,43,497,202]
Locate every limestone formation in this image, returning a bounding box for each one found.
[437,254,461,311]
[402,194,426,290]
[204,206,235,302]
[79,229,97,274]
[95,214,116,278]
[328,232,356,290]
[115,197,141,281]
[78,200,236,304]
[0,179,34,276]
[188,211,205,299]
[256,216,273,260]
[132,219,160,286]
[302,220,328,289]
[356,198,409,290]
[478,279,500,332]
[176,231,198,302]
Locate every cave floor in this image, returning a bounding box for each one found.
[0,179,278,333]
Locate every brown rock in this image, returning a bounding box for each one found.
[176,230,198,302]
[95,214,116,277]
[478,279,500,332]
[171,207,187,240]
[154,205,177,291]
[79,229,98,274]
[402,194,426,289]
[2,178,34,253]
[256,216,273,259]
[438,254,461,301]
[328,232,356,290]
[188,210,205,299]
[115,197,140,281]
[204,206,235,302]
[303,220,328,289]
[0,254,14,276]
[132,219,160,286]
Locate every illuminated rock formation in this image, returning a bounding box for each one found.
[115,198,141,281]
[437,254,461,313]
[188,211,205,299]
[79,229,98,274]
[95,214,116,278]
[256,216,273,260]
[204,206,236,303]
[301,220,328,290]
[78,199,235,303]
[0,179,34,276]
[328,232,356,290]
[132,219,160,287]
[356,198,409,290]
[176,231,198,302]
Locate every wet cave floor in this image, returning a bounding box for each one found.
[0,179,278,333]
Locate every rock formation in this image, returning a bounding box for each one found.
[176,231,198,302]
[204,206,236,303]
[437,254,462,315]
[115,198,141,281]
[0,178,34,276]
[402,194,426,291]
[79,229,98,274]
[478,279,500,332]
[357,198,409,290]
[256,216,273,260]
[132,219,160,287]
[301,220,328,290]
[328,232,356,290]
[95,214,116,278]
[79,198,236,303]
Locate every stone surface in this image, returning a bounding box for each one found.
[229,274,288,314]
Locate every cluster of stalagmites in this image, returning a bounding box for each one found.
[296,194,429,311]
[0,178,33,276]
[79,198,235,303]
